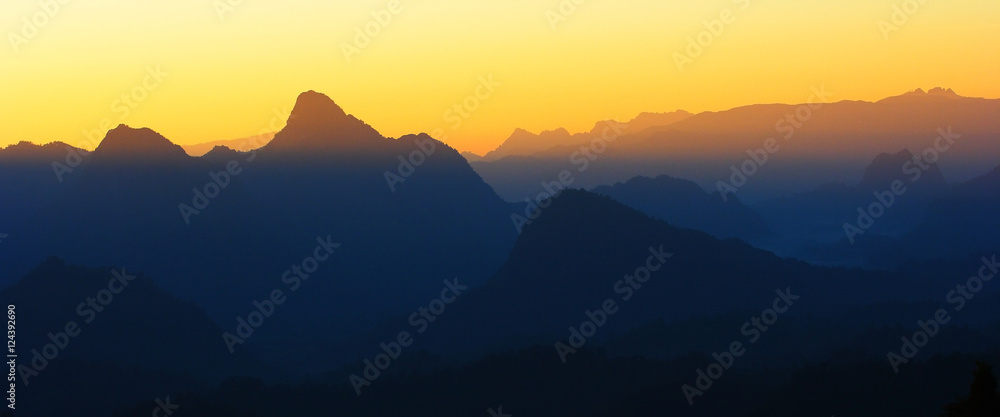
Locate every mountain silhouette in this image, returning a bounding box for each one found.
[471,89,999,202]
[483,127,574,161]
[5,258,266,416]
[480,111,692,161]
[366,190,924,358]
[591,174,770,240]
[4,86,1000,417]
[0,141,85,222]
[181,132,276,156]
[92,125,189,160]
[752,149,956,266]
[858,149,945,191]
[460,151,483,162]
[0,90,518,375]
[884,87,963,103]
[262,90,387,154]
[892,164,1000,261]
[4,257,261,378]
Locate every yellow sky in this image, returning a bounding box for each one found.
[1,0,998,155]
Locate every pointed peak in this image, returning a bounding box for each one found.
[927,87,959,97]
[509,128,533,137]
[94,125,188,159]
[265,91,385,153]
[891,87,962,101]
[287,91,349,126]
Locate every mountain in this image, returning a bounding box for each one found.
[591,174,770,240]
[92,125,190,160]
[883,87,963,103]
[181,132,276,157]
[262,90,388,154]
[480,111,692,161]
[0,141,85,223]
[5,258,261,378]
[346,190,940,360]
[460,151,483,162]
[890,164,1000,262]
[857,149,947,191]
[0,90,519,374]
[603,110,695,136]
[483,127,574,161]
[471,89,999,203]
[751,149,953,267]
[6,258,263,416]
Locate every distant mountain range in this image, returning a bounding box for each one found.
[480,111,692,161]
[590,175,770,241]
[3,88,1000,417]
[470,88,1000,203]
[180,132,276,156]
[750,149,999,268]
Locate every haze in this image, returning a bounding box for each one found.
[2,0,998,155]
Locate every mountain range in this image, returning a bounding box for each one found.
[2,88,999,417]
[470,88,1000,203]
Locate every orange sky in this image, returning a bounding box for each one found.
[1,0,998,155]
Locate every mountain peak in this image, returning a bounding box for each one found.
[858,149,946,190]
[483,127,575,161]
[287,90,349,127]
[509,127,533,137]
[93,125,188,159]
[898,87,961,99]
[0,141,75,162]
[927,87,959,97]
[264,90,385,153]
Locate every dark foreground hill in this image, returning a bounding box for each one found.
[2,258,264,416]
[0,91,519,373]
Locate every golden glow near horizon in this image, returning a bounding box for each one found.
[1,0,998,155]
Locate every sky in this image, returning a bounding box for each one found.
[1,0,998,155]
